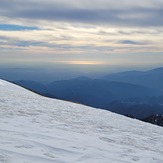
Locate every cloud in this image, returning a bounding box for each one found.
[119,40,148,45]
[1,0,163,27]
[5,8,163,27]
[0,23,163,55]
[0,0,163,58]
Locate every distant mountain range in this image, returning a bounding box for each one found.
[13,67,163,126]
[103,67,163,91]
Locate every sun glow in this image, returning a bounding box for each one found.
[57,60,106,65]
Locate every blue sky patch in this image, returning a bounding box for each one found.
[0,24,39,31]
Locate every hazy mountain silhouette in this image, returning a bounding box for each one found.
[13,80,48,94]
[104,101,163,119]
[103,67,163,91]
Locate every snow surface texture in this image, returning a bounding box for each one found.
[0,79,163,163]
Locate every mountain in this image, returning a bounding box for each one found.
[103,67,163,91]
[1,79,163,162]
[105,101,163,119]
[143,114,163,127]
[13,80,48,94]
[47,78,161,108]
[118,95,163,105]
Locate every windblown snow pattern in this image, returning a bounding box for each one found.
[0,79,163,163]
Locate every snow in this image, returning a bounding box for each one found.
[0,79,163,163]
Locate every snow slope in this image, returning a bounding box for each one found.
[0,79,163,163]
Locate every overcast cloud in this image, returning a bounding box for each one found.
[0,0,163,69]
[0,0,163,27]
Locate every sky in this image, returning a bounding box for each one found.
[1,0,163,73]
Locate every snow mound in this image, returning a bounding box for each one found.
[0,79,163,163]
[0,80,7,85]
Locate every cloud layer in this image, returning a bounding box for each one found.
[1,0,163,26]
[0,0,163,68]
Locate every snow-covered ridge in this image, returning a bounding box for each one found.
[0,79,163,163]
